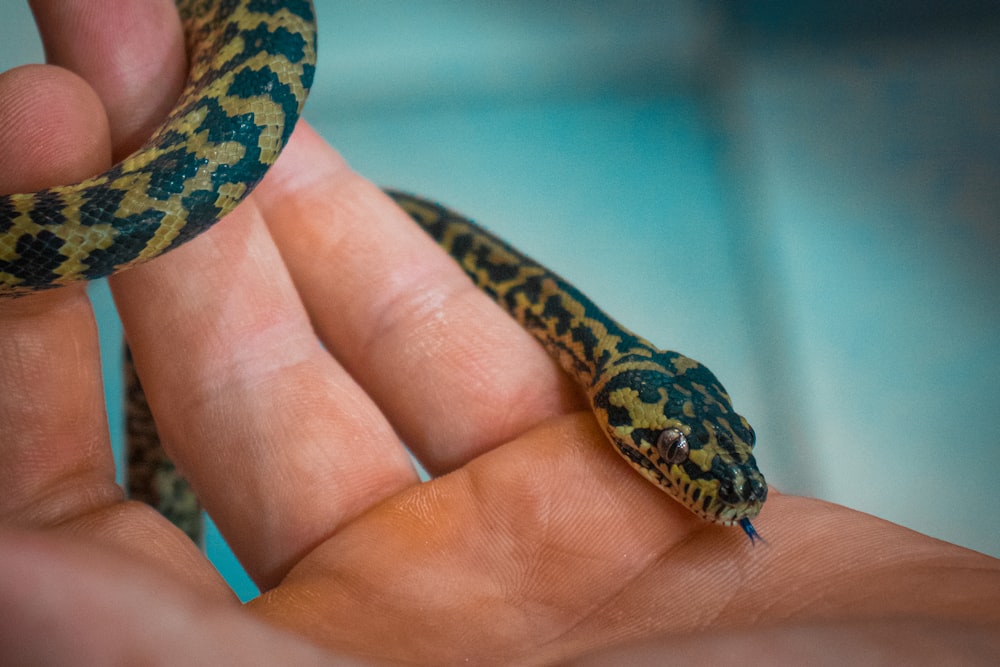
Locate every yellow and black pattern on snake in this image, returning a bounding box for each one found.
[388,190,768,540]
[0,0,317,294]
[125,348,202,545]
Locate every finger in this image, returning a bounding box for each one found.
[0,65,208,582]
[0,64,115,526]
[0,64,110,189]
[0,14,224,589]
[257,124,585,474]
[29,0,185,158]
[111,172,418,589]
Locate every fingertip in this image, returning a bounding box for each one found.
[29,0,185,158]
[0,63,111,193]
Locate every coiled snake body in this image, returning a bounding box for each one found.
[1,0,766,540]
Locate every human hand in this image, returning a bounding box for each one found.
[1,1,998,664]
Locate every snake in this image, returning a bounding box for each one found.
[0,0,767,541]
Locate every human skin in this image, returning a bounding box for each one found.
[0,1,998,664]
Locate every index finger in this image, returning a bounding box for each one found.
[256,124,586,475]
[29,0,186,157]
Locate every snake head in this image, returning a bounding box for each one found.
[592,349,767,526]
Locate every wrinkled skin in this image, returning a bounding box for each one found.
[1,1,999,664]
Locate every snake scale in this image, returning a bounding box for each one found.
[1,0,766,541]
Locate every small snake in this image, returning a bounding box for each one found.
[1,0,766,540]
[388,192,767,539]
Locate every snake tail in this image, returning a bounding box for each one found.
[125,347,202,545]
[0,0,317,295]
[387,190,767,532]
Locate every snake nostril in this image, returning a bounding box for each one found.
[717,478,737,503]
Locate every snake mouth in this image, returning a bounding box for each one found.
[687,501,761,526]
[674,479,764,526]
[713,504,762,526]
[628,452,764,525]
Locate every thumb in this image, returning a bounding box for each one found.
[0,63,110,192]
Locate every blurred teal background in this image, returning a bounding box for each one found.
[1,2,999,600]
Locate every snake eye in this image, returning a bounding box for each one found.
[656,428,689,465]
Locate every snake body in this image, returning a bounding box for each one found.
[389,192,767,536]
[0,0,316,294]
[2,0,766,538]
